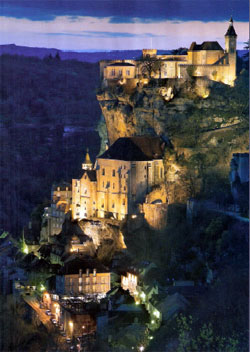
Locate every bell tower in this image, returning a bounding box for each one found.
[225,16,237,85]
[82,148,92,170]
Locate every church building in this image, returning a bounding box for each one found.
[71,136,165,221]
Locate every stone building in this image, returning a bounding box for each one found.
[72,136,165,221]
[40,182,72,243]
[100,18,237,86]
[56,268,111,298]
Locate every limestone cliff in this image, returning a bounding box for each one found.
[97,72,248,203]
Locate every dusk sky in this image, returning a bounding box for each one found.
[0,0,249,51]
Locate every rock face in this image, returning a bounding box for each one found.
[97,72,249,203]
[78,218,126,249]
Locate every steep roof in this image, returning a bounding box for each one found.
[189,41,223,51]
[82,169,97,182]
[225,25,237,37]
[98,136,164,161]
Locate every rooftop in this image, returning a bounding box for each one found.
[107,62,135,67]
[189,41,223,51]
[98,136,165,161]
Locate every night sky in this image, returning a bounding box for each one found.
[0,0,248,50]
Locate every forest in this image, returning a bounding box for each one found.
[0,54,101,236]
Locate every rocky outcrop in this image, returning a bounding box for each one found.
[97,72,248,204]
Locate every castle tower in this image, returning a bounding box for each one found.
[82,148,92,170]
[225,16,237,85]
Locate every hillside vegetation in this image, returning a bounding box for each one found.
[0,54,101,236]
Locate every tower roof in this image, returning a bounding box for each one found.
[84,148,92,164]
[225,17,237,37]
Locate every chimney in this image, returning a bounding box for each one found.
[86,268,89,276]
[79,269,82,277]
[93,268,96,277]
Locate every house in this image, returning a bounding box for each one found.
[40,182,72,243]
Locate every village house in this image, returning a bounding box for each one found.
[40,182,72,243]
[100,18,237,86]
[71,136,165,221]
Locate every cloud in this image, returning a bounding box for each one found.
[0,15,248,51]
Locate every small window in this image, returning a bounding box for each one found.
[112,203,115,208]
[126,70,130,76]
[112,170,115,177]
[144,166,147,170]
[122,199,125,205]
[102,181,104,187]
[111,69,115,76]
[113,183,115,189]
[102,168,105,176]
[124,186,126,191]
[118,69,122,75]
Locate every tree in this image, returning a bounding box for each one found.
[139,55,163,78]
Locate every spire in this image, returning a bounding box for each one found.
[85,148,91,164]
[225,16,237,37]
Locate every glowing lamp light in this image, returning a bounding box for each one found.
[149,336,153,340]
[39,284,46,292]
[135,301,139,305]
[69,321,73,328]
[139,346,145,352]
[82,326,85,329]
[153,310,160,319]
[151,320,155,324]
[134,291,138,296]
[23,246,29,254]
[140,292,146,300]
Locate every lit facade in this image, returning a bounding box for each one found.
[72,136,165,221]
[40,182,72,243]
[100,18,237,86]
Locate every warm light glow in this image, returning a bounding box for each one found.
[149,336,153,340]
[135,301,139,305]
[69,321,73,328]
[134,291,138,296]
[151,320,155,324]
[82,326,85,329]
[131,214,137,219]
[139,346,145,352]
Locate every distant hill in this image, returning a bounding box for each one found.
[0,44,179,62]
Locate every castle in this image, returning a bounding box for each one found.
[71,136,165,221]
[100,18,237,86]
